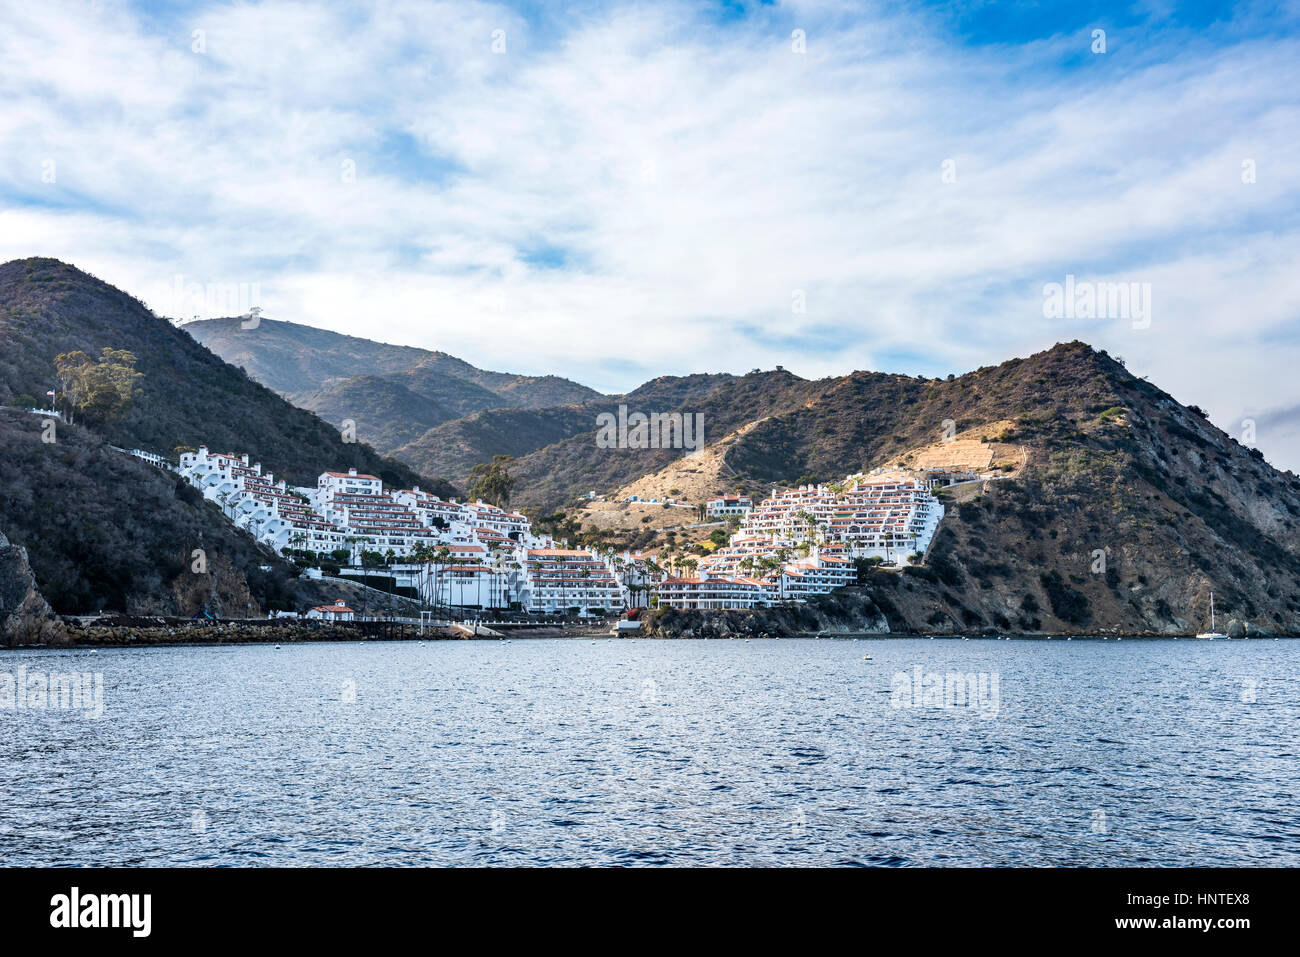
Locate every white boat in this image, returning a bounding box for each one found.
[1196,592,1228,640]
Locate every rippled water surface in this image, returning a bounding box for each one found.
[2,637,1298,866]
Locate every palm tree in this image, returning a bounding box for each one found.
[343,535,363,567]
[432,545,451,614]
[409,542,436,610]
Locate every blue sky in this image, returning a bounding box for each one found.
[2,0,1299,468]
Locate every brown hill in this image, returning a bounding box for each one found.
[185,315,604,452]
[393,405,598,483]
[501,370,835,510]
[640,342,1300,635]
[294,374,468,453]
[180,316,430,397]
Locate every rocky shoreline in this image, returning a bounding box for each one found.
[1,609,1289,648]
[0,615,617,648]
[639,588,1287,639]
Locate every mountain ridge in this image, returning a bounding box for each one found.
[185,316,606,443]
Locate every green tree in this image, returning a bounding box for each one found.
[54,348,143,424]
[468,455,517,506]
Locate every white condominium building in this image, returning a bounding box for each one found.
[462,501,530,539]
[656,576,772,610]
[654,470,945,610]
[705,494,753,518]
[318,468,384,498]
[177,447,347,553]
[826,473,944,560]
[741,485,839,538]
[320,492,438,557]
[176,448,546,567]
[656,549,854,610]
[779,554,855,598]
[521,549,625,615]
[422,563,514,610]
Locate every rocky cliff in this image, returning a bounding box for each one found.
[0,529,66,645]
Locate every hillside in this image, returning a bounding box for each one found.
[501,370,837,510]
[292,357,565,455]
[637,342,1300,636]
[0,410,290,617]
[393,405,598,483]
[0,259,451,493]
[407,335,1300,635]
[294,374,467,453]
[0,408,441,626]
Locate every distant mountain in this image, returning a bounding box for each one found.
[395,351,603,410]
[293,374,468,453]
[387,361,520,417]
[393,405,598,485]
[291,358,549,453]
[181,317,433,397]
[185,316,605,453]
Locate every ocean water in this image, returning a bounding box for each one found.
[1,637,1297,866]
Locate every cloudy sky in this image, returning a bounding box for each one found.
[3,0,1300,466]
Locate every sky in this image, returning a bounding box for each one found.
[2,0,1300,467]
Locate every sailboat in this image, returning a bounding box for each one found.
[1196,592,1228,639]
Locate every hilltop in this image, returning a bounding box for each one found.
[180,316,431,397]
